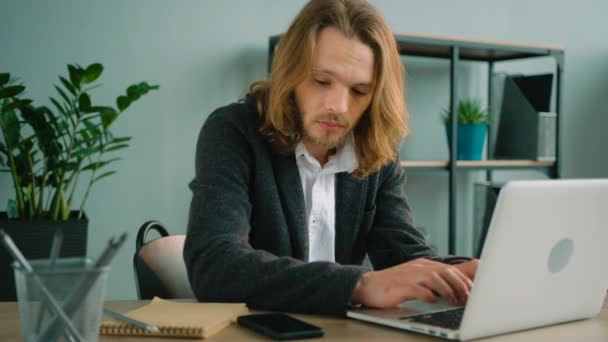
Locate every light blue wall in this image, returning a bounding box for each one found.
[1,0,607,300]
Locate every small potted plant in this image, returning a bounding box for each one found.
[0,64,158,300]
[442,99,491,160]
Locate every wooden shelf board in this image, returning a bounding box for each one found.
[394,32,563,52]
[270,33,563,62]
[401,160,555,169]
[401,160,449,168]
[393,33,562,61]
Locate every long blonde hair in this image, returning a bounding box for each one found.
[250,0,409,179]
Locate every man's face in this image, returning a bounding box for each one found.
[294,27,375,152]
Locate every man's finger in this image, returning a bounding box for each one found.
[408,285,438,304]
[453,259,479,279]
[421,270,457,305]
[443,267,472,304]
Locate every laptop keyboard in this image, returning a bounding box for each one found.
[404,308,464,330]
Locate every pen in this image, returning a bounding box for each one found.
[103,308,160,333]
[93,233,128,269]
[49,228,64,269]
[35,228,65,333]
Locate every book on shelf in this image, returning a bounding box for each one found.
[494,73,556,161]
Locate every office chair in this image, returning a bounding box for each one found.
[133,220,195,299]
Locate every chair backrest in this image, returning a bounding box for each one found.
[133,221,195,299]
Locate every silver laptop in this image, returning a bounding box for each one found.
[348,179,608,340]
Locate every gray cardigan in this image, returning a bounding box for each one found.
[183,95,441,316]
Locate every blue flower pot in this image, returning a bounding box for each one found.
[445,124,488,160]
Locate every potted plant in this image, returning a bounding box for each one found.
[0,64,158,300]
[443,99,491,160]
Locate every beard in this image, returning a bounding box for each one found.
[301,113,352,149]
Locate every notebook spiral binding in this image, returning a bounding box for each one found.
[100,324,204,338]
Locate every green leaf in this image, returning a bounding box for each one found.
[110,136,131,144]
[125,82,158,102]
[0,85,25,99]
[67,64,82,89]
[0,73,9,86]
[116,96,131,111]
[82,118,100,138]
[72,146,97,158]
[138,82,159,94]
[1,98,26,113]
[79,114,100,123]
[104,143,129,152]
[81,106,105,114]
[63,161,79,172]
[126,85,140,99]
[17,137,34,154]
[93,170,117,183]
[81,63,103,84]
[442,99,491,125]
[7,199,18,219]
[100,108,118,129]
[60,76,77,96]
[78,93,91,112]
[54,85,71,105]
[52,119,70,135]
[49,97,68,116]
[20,106,59,160]
[82,83,102,93]
[82,157,122,171]
[1,110,20,146]
[3,98,33,114]
[79,128,91,142]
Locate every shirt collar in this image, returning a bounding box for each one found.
[295,134,358,174]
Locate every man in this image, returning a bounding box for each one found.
[184,0,478,316]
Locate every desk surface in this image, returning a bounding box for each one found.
[1,297,607,341]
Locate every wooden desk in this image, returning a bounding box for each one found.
[1,297,607,341]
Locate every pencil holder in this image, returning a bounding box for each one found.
[13,258,109,342]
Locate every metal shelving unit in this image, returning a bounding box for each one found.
[269,32,565,255]
[393,33,564,254]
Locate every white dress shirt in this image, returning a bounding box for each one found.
[295,135,358,262]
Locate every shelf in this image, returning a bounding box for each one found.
[394,32,563,61]
[401,160,555,170]
[269,33,564,64]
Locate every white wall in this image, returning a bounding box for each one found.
[1,0,607,300]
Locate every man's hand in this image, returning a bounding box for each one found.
[452,259,479,280]
[351,258,479,308]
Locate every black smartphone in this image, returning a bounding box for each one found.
[237,313,324,340]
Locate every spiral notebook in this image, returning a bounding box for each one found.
[99,297,248,339]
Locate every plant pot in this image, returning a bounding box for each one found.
[0,212,88,301]
[445,124,488,160]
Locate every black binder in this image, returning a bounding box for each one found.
[494,74,556,161]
